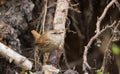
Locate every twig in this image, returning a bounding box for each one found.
[71,22,84,39]
[115,0,120,11]
[39,0,48,34]
[36,2,45,33]
[100,35,114,73]
[67,0,81,13]
[96,0,116,33]
[66,17,84,38]
[83,21,116,73]
[34,46,41,70]
[47,2,57,8]
[29,58,42,67]
[83,0,116,73]
[69,7,81,13]
[101,21,120,73]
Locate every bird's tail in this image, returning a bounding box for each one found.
[31,30,41,40]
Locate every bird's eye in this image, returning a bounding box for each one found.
[52,32,57,34]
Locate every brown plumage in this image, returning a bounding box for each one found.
[31,30,63,53]
[0,0,5,5]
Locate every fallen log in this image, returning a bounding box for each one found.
[0,42,33,70]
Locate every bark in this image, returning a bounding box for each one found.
[0,42,33,70]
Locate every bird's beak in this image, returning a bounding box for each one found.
[58,31,63,34]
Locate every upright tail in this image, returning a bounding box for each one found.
[31,30,41,40]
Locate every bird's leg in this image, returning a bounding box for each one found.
[43,52,50,65]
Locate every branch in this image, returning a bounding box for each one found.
[53,0,69,50]
[83,21,116,73]
[101,21,120,73]
[115,0,120,11]
[40,0,48,34]
[53,0,69,31]
[96,0,116,33]
[0,42,33,70]
[83,0,117,73]
[52,0,69,68]
[100,35,114,73]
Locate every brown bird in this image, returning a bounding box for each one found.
[31,30,63,53]
[0,0,5,5]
